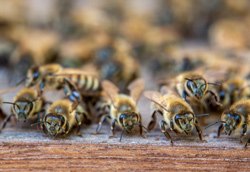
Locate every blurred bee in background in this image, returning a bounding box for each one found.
[0,88,45,132]
[94,38,140,92]
[32,99,91,137]
[5,29,60,78]
[213,78,250,111]
[206,99,250,147]
[95,78,147,141]
[144,87,206,146]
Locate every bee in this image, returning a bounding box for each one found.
[0,88,45,132]
[95,40,139,92]
[216,78,250,110]
[95,78,146,141]
[144,88,206,146]
[32,99,91,137]
[206,99,250,147]
[174,72,221,105]
[18,64,102,108]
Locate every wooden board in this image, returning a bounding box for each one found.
[0,123,250,171]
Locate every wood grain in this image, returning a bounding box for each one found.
[0,123,250,171]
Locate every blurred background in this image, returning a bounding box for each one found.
[1,0,250,77]
[1,0,250,118]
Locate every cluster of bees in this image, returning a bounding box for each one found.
[0,1,250,148]
[1,62,250,148]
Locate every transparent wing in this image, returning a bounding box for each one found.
[143,91,170,112]
[160,86,177,96]
[101,80,119,107]
[128,78,145,104]
[0,86,23,95]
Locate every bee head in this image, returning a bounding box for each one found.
[119,111,139,132]
[222,111,241,135]
[26,66,41,87]
[175,112,195,134]
[9,101,34,122]
[44,113,66,136]
[185,78,207,99]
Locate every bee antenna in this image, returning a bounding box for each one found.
[205,121,226,129]
[57,124,66,134]
[31,121,44,127]
[3,102,15,105]
[133,123,150,133]
[184,78,193,82]
[207,83,221,86]
[16,77,28,86]
[3,102,21,109]
[196,114,210,118]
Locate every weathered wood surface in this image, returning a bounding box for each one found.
[0,123,250,171]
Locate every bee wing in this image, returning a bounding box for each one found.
[160,86,177,96]
[0,86,23,95]
[55,68,98,76]
[128,78,145,104]
[101,80,119,107]
[143,91,170,112]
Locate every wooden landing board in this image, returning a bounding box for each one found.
[0,124,249,171]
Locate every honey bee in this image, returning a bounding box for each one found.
[95,78,146,141]
[95,39,139,92]
[174,72,221,105]
[0,88,45,132]
[206,99,250,147]
[18,64,102,108]
[216,78,250,110]
[32,99,91,137]
[144,89,206,146]
[0,87,22,120]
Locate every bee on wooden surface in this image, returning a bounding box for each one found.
[144,88,206,146]
[18,64,102,108]
[95,78,147,141]
[32,99,91,137]
[174,72,221,105]
[0,86,24,121]
[206,99,250,147]
[0,88,45,132]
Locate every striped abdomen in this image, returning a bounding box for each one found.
[65,74,102,96]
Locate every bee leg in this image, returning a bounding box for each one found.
[148,110,161,131]
[75,114,83,137]
[182,91,187,101]
[160,120,173,146]
[195,121,205,142]
[240,124,247,143]
[83,112,91,125]
[206,90,222,106]
[170,119,178,136]
[0,108,7,120]
[214,124,224,138]
[39,79,46,96]
[96,114,109,134]
[109,119,117,139]
[61,122,70,137]
[245,138,250,148]
[0,114,15,132]
[63,78,81,108]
